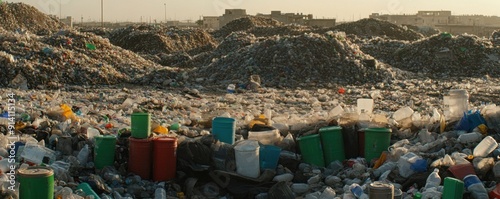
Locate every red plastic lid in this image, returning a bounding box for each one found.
[490,183,500,199]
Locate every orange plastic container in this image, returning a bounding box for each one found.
[128,137,152,180]
[153,137,177,182]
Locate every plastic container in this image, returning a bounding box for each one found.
[368,181,394,199]
[357,98,374,114]
[227,84,236,93]
[425,168,441,190]
[18,166,54,199]
[259,145,281,170]
[131,112,151,139]
[448,163,475,180]
[212,117,236,145]
[319,126,345,166]
[153,137,177,182]
[442,177,464,199]
[489,183,500,199]
[297,134,325,167]
[129,137,152,180]
[364,128,392,162]
[76,182,100,199]
[457,132,483,144]
[234,140,260,178]
[464,174,488,199]
[94,135,117,170]
[248,129,280,145]
[443,89,469,121]
[473,135,498,157]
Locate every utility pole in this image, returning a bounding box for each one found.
[101,0,104,27]
[164,3,167,23]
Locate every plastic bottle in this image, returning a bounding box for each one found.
[154,188,167,199]
[457,132,482,144]
[349,183,368,199]
[424,168,441,190]
[464,174,488,199]
[77,144,89,166]
[227,84,236,93]
[473,136,498,157]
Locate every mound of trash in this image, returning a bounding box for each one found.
[189,31,401,87]
[492,30,500,46]
[0,29,161,89]
[0,2,66,34]
[403,24,441,37]
[249,24,315,37]
[392,33,500,78]
[358,37,409,63]
[109,25,218,56]
[333,18,424,41]
[214,16,284,38]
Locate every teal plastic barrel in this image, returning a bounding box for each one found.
[319,126,345,166]
[94,135,117,169]
[259,145,281,170]
[297,134,325,167]
[18,167,54,199]
[131,112,151,138]
[212,117,236,145]
[364,128,392,162]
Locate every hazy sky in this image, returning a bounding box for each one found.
[8,0,500,23]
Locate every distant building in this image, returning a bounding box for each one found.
[219,9,248,28]
[60,16,73,28]
[256,11,309,24]
[203,16,220,30]
[370,11,500,37]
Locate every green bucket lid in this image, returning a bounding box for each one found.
[298,133,320,140]
[319,126,342,132]
[366,128,392,133]
[18,167,54,178]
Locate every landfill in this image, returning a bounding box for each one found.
[3,2,500,199]
[330,18,425,41]
[0,3,66,35]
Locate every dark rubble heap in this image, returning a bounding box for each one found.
[0,2,66,35]
[213,16,284,38]
[108,25,218,56]
[0,28,161,88]
[391,33,500,78]
[332,18,425,41]
[189,31,403,87]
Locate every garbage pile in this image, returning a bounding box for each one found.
[0,2,66,35]
[213,16,284,38]
[332,18,425,41]
[392,33,500,78]
[402,24,441,37]
[189,31,401,87]
[77,27,113,38]
[249,24,315,37]
[357,37,409,63]
[108,25,218,56]
[178,31,259,68]
[2,85,500,199]
[492,30,500,46]
[0,28,161,88]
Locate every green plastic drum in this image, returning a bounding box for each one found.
[297,134,325,167]
[94,135,117,169]
[364,128,392,162]
[131,112,151,138]
[319,126,345,166]
[18,166,54,199]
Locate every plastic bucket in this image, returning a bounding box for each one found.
[297,134,325,167]
[212,117,236,145]
[368,181,394,199]
[18,166,54,199]
[319,126,345,166]
[234,140,260,178]
[364,128,392,162]
[153,137,177,182]
[76,182,100,199]
[448,163,475,180]
[131,112,151,139]
[129,137,153,180]
[443,177,464,199]
[259,145,281,170]
[94,135,117,170]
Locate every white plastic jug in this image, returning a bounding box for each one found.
[473,136,498,157]
[234,140,260,178]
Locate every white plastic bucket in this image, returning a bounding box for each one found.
[234,140,260,178]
